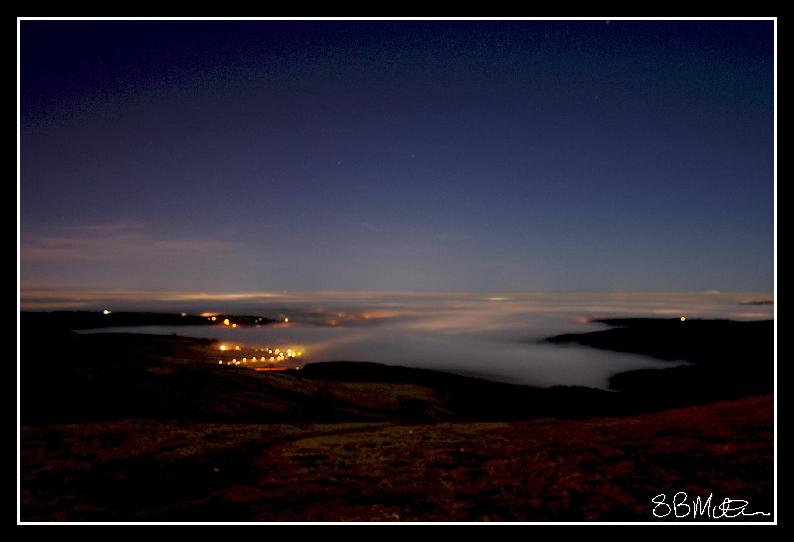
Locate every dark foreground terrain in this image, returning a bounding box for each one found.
[19,313,774,522]
[22,395,773,521]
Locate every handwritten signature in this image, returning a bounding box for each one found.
[652,492,771,519]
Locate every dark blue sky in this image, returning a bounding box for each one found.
[20,20,774,291]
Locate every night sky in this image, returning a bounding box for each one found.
[20,20,774,292]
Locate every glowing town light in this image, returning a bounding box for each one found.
[218,360,223,365]
[211,316,217,321]
[269,357,275,362]
[680,316,687,322]
[103,309,111,315]
[232,323,237,328]
[284,317,289,323]
[242,357,247,362]
[274,349,280,354]
[260,357,265,362]
[180,312,187,317]
[232,359,237,363]
[219,345,227,351]
[235,345,241,351]
[223,318,230,326]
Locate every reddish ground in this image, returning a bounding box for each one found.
[21,394,773,522]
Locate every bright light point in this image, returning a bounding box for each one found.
[102,309,111,315]
[218,360,223,365]
[219,345,227,351]
[680,316,687,322]
[260,357,265,362]
[223,318,230,326]
[284,317,289,323]
[180,312,187,317]
[235,345,241,350]
[232,323,237,328]
[211,316,217,321]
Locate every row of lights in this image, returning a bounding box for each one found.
[216,342,303,367]
[206,316,289,327]
[218,344,302,356]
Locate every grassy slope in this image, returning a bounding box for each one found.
[21,395,773,521]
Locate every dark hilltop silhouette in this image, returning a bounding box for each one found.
[545,318,773,409]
